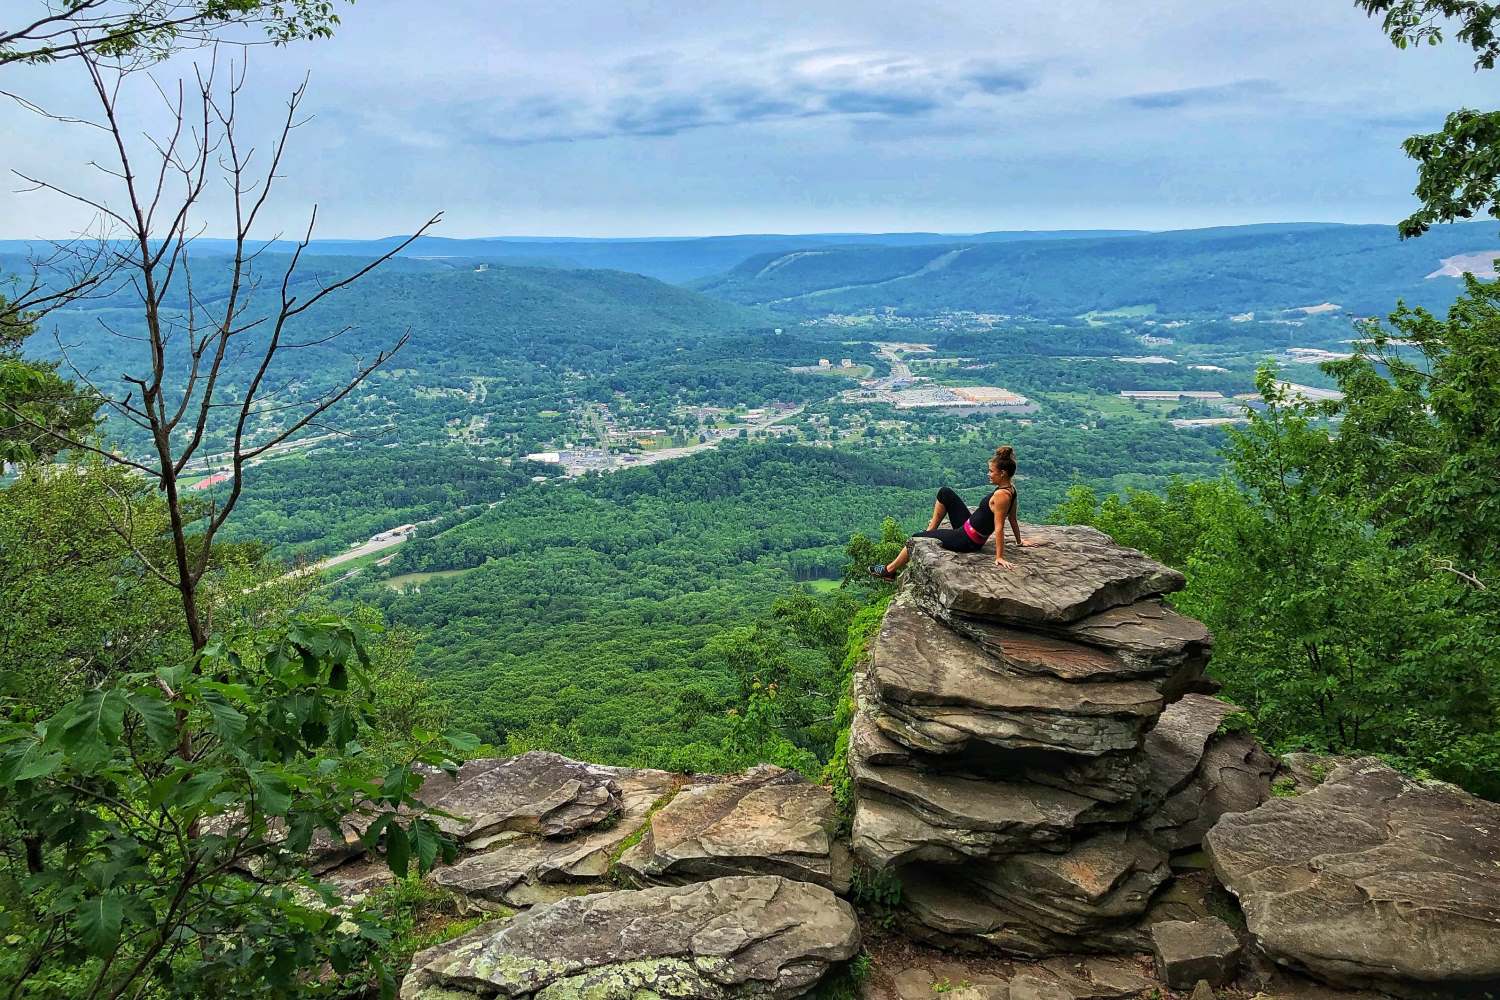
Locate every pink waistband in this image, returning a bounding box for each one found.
[963,519,987,544]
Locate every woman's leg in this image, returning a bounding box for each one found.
[884,526,975,574]
[878,488,974,577]
[934,486,972,530]
[886,544,913,574]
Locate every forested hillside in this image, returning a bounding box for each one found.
[339,413,1226,766]
[695,221,1500,316]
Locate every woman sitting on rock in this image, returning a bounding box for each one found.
[870,445,1027,580]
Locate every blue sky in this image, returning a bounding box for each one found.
[3,0,1496,237]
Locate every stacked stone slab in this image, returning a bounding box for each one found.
[851,525,1251,956]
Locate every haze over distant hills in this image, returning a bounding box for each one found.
[694,221,1500,317]
[1,230,1144,284]
[7,220,1498,321]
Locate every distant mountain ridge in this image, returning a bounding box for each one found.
[0,230,1145,284]
[692,221,1500,317]
[8,221,1497,315]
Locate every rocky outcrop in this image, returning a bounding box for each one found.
[907,525,1186,624]
[1137,697,1275,853]
[397,761,854,912]
[414,751,626,844]
[849,528,1270,957]
[1206,758,1500,999]
[400,875,860,1000]
[869,596,1166,757]
[428,765,677,909]
[617,765,851,892]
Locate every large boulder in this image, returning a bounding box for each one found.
[617,766,851,891]
[400,875,861,1000]
[1206,758,1500,998]
[906,525,1184,626]
[430,767,679,909]
[869,597,1165,757]
[414,751,625,844]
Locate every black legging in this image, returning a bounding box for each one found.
[912,486,983,552]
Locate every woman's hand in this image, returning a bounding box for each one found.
[995,556,1013,568]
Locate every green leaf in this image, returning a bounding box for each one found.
[360,813,393,848]
[55,689,127,750]
[381,763,411,804]
[409,817,441,873]
[384,823,411,877]
[75,893,124,957]
[127,691,179,751]
[329,707,358,748]
[203,697,247,742]
[249,769,293,815]
[0,743,62,782]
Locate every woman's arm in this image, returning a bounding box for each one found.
[991,491,1014,565]
[1009,496,1024,546]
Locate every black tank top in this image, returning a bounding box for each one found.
[968,484,1015,535]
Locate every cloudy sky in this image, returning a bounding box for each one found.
[3,0,1496,237]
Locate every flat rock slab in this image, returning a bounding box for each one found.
[870,597,1163,757]
[850,772,1103,869]
[617,765,850,892]
[431,767,678,909]
[1042,599,1211,662]
[967,829,1171,939]
[414,751,624,844]
[400,875,861,1000]
[1150,918,1242,989]
[907,524,1184,626]
[1206,758,1500,999]
[849,704,1140,869]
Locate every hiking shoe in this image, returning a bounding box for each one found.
[868,563,897,581]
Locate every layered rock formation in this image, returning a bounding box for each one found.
[1207,758,1500,999]
[852,526,1272,955]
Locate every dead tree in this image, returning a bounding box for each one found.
[3,49,440,652]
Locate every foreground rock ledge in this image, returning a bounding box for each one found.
[1206,758,1500,999]
[414,751,624,844]
[400,875,861,1000]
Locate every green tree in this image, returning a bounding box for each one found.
[0,617,469,999]
[1059,339,1500,797]
[0,300,98,464]
[1357,1,1500,234]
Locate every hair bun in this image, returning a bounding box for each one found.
[995,445,1015,460]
